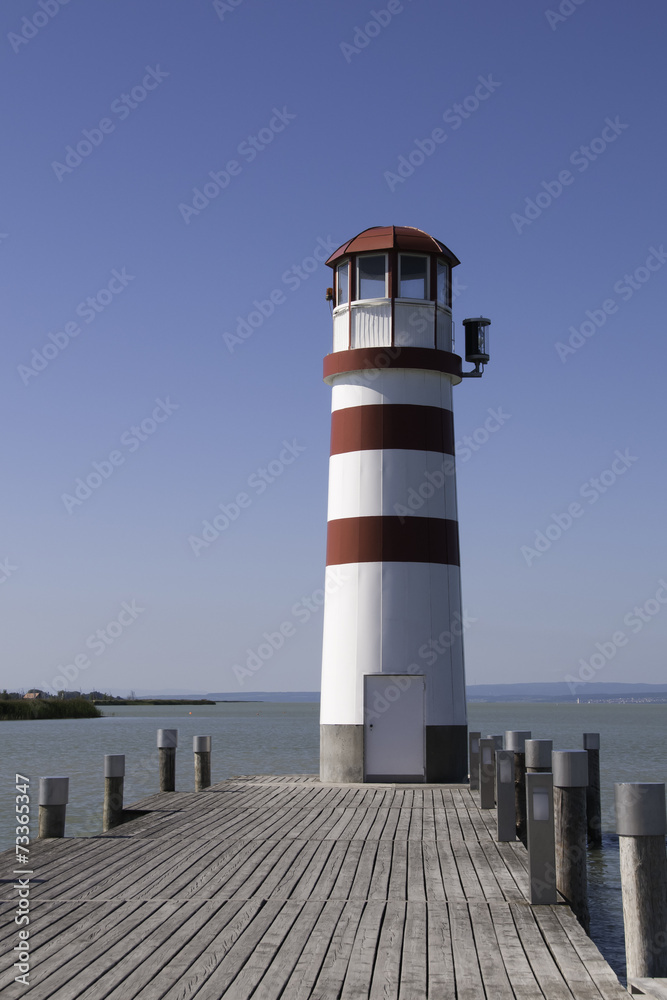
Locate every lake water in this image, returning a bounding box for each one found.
[1,700,665,980]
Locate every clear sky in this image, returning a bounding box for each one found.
[2,0,666,696]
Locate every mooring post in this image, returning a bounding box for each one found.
[495,749,516,841]
[193,736,212,791]
[525,739,552,773]
[615,782,667,979]
[505,730,531,846]
[468,731,481,790]
[157,729,178,792]
[488,734,504,751]
[103,754,125,831]
[553,749,590,931]
[526,771,557,903]
[479,737,496,809]
[583,733,602,847]
[38,777,69,838]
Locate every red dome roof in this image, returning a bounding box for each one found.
[325,226,460,268]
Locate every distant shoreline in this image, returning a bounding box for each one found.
[0,698,101,721]
[94,698,218,706]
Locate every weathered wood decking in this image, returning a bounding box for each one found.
[1,776,629,999]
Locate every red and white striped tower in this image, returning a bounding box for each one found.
[320,226,488,784]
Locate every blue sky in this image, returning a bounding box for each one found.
[2,0,666,695]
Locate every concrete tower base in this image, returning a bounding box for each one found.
[320,725,363,782]
[320,724,468,784]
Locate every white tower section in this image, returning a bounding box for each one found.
[319,226,468,783]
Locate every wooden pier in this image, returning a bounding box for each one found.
[1,775,631,999]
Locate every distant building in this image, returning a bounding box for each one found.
[24,689,45,699]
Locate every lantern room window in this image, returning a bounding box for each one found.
[336,261,349,306]
[437,259,449,306]
[399,255,428,299]
[357,254,387,299]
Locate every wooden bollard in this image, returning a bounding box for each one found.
[506,730,531,847]
[553,750,590,932]
[583,733,602,847]
[193,736,211,791]
[525,739,552,773]
[615,782,667,979]
[38,777,69,838]
[157,729,178,792]
[479,738,496,809]
[495,750,516,841]
[526,771,557,903]
[468,732,481,790]
[103,755,125,831]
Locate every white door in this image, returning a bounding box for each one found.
[364,674,425,781]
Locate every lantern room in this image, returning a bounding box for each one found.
[325,225,460,355]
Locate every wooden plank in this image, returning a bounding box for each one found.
[306,839,350,900]
[448,899,487,999]
[279,839,336,900]
[348,837,379,900]
[398,900,427,999]
[464,839,505,900]
[237,839,319,900]
[534,905,625,1000]
[367,839,394,901]
[63,900,223,1000]
[0,902,126,988]
[249,900,327,1000]
[480,840,528,901]
[329,840,364,900]
[205,839,289,899]
[282,900,347,999]
[426,901,456,995]
[340,902,386,999]
[158,898,281,1000]
[435,839,466,900]
[406,840,426,901]
[487,900,545,999]
[215,838,299,899]
[467,900,516,999]
[12,901,164,1000]
[387,840,408,900]
[510,901,576,1000]
[421,839,447,901]
[212,900,305,1000]
[270,839,326,899]
[628,980,667,999]
[128,901,259,1000]
[368,900,405,1000]
[451,841,484,898]
[307,900,366,1000]
[553,906,628,1000]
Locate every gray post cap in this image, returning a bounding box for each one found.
[615,782,666,836]
[104,754,125,778]
[39,777,69,806]
[552,750,589,787]
[505,730,531,752]
[157,729,178,748]
[583,732,600,750]
[193,735,211,752]
[525,739,552,769]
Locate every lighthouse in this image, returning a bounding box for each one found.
[319,226,490,784]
